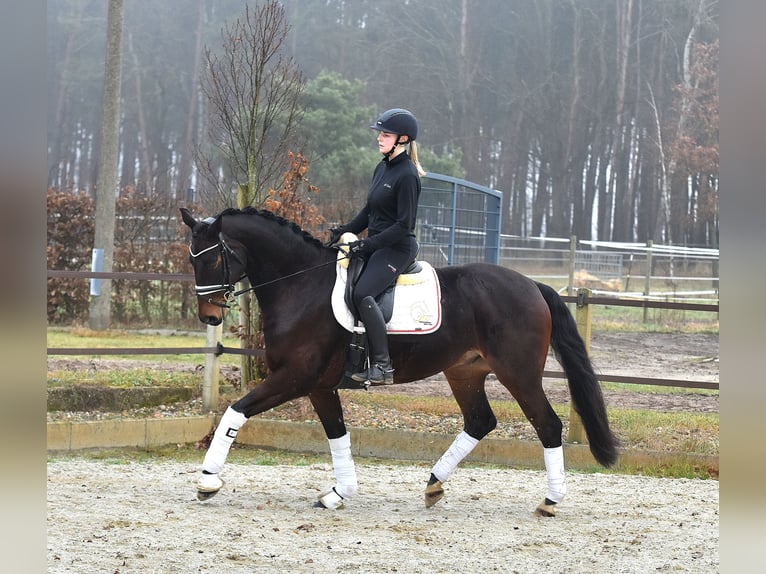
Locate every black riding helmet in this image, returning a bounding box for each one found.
[370,108,418,141]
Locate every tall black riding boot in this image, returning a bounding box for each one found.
[351,296,394,385]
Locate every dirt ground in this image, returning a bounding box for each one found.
[47,332,719,572]
[47,459,719,573]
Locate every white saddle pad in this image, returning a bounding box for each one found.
[330,255,442,335]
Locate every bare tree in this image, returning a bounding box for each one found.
[88,0,124,330]
[198,1,304,209]
[197,1,305,385]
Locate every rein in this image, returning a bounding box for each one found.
[191,236,351,307]
[231,255,347,298]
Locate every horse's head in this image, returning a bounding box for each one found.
[180,207,248,325]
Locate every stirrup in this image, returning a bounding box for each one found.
[368,363,394,385]
[350,368,371,383]
[350,363,393,385]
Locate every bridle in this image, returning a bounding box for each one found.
[189,234,351,309]
[189,234,246,308]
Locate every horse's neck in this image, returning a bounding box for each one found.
[231,217,327,286]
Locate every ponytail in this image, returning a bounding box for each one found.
[409,140,426,177]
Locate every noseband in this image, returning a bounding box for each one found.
[189,234,245,308]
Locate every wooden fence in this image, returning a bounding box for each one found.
[47,271,719,428]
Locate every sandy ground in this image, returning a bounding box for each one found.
[47,331,719,572]
[47,460,718,574]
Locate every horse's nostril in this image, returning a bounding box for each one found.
[202,315,223,326]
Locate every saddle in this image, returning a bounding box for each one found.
[332,233,442,390]
[342,252,422,323]
[333,232,439,331]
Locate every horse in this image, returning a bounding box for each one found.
[180,206,619,516]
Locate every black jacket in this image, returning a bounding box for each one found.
[344,152,421,250]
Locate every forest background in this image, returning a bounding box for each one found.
[47,0,718,247]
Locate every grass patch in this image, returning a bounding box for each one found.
[47,327,241,367]
[47,368,202,388]
[590,305,718,333]
[599,381,718,396]
[614,459,718,480]
[611,409,718,456]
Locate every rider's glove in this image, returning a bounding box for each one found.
[326,226,345,247]
[348,240,373,258]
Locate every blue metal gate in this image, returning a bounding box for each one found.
[416,173,502,266]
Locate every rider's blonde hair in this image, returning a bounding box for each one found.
[408,140,426,177]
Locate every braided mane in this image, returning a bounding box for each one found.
[217,207,325,249]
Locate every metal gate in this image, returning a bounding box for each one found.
[416,173,502,266]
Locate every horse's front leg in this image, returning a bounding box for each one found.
[196,405,247,500]
[196,373,305,501]
[309,388,357,509]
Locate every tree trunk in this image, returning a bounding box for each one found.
[176,0,205,201]
[531,155,548,237]
[608,0,633,242]
[127,31,153,194]
[89,0,124,331]
[50,20,78,188]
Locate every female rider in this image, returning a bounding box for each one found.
[329,108,425,385]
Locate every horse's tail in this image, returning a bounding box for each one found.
[536,282,619,467]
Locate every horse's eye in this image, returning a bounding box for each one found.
[203,256,221,271]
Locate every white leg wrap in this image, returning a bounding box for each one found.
[328,432,358,499]
[431,431,480,483]
[201,407,248,475]
[544,446,567,503]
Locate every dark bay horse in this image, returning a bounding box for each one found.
[180,207,618,516]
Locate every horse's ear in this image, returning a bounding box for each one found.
[208,216,223,236]
[180,207,197,230]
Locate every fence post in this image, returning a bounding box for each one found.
[643,239,653,323]
[567,235,577,298]
[567,287,592,445]
[203,323,222,411]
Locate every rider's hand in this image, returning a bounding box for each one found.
[348,240,373,258]
[326,227,344,247]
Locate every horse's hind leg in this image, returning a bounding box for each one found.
[309,388,358,509]
[425,364,496,508]
[491,362,567,516]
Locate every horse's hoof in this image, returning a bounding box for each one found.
[534,500,557,517]
[196,473,224,501]
[424,480,444,508]
[317,487,345,510]
[197,489,220,502]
